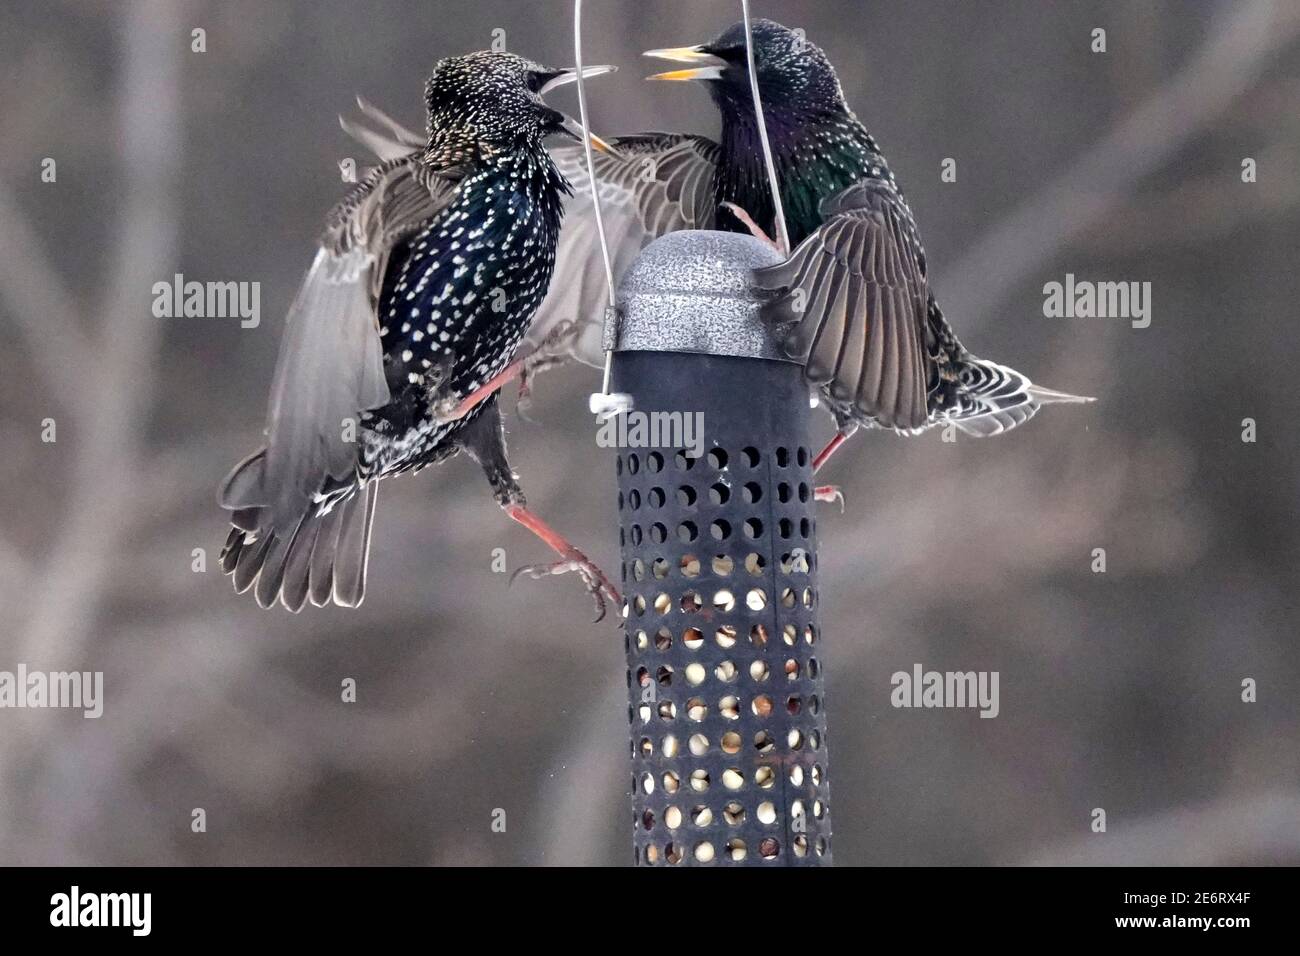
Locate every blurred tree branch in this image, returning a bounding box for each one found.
[1,0,188,862]
[943,0,1300,327]
[19,0,185,664]
[0,182,92,404]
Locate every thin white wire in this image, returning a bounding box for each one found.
[572,0,619,398]
[740,0,790,256]
[577,0,787,402]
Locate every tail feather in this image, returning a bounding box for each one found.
[952,403,1037,437]
[331,481,377,608]
[1027,384,1096,405]
[220,526,245,574]
[254,513,308,610]
[218,446,378,611]
[947,358,1095,437]
[232,532,272,593]
[281,514,321,612]
[309,505,346,607]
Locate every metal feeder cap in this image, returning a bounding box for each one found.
[613,230,790,362]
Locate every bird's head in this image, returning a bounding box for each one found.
[645,19,845,121]
[424,51,616,159]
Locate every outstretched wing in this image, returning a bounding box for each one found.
[336,102,720,370]
[753,179,930,431]
[337,95,425,163]
[525,133,721,367]
[221,147,458,533]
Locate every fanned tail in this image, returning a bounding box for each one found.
[944,358,1095,437]
[218,449,379,611]
[1026,383,1096,405]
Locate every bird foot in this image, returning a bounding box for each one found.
[529,317,582,359]
[515,372,537,422]
[510,549,622,623]
[515,318,583,420]
[721,201,781,253]
[814,484,845,512]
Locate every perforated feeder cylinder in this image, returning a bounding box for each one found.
[611,231,831,866]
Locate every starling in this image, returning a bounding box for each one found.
[218,52,621,615]
[519,20,1092,477]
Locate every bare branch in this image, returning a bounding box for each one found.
[941,0,1300,327]
[19,0,185,682]
[0,182,92,402]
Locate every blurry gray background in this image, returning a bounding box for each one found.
[1,0,1297,865]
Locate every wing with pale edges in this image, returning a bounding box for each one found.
[753,179,930,431]
[221,140,459,533]
[533,133,720,366]
[336,101,720,371]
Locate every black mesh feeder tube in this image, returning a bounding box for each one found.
[611,231,831,866]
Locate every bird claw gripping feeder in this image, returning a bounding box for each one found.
[611,231,832,866]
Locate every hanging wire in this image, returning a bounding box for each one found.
[740,0,790,256]
[573,0,617,312]
[578,0,785,414]
[574,0,631,418]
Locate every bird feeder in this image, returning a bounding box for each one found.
[612,230,832,866]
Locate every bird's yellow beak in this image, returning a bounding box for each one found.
[541,65,621,155]
[588,131,619,154]
[556,113,621,156]
[643,46,727,81]
[542,64,618,94]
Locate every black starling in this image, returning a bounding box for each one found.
[519,20,1092,479]
[218,52,621,615]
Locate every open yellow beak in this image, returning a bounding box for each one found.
[643,46,726,81]
[588,131,618,154]
[541,64,618,94]
[542,65,622,156]
[557,114,621,156]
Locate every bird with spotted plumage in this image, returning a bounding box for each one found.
[218,51,622,615]
[514,19,1094,498]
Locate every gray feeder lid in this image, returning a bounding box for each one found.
[611,230,791,362]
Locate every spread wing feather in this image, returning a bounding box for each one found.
[754,179,929,431]
[337,103,721,370]
[220,131,458,537]
[524,133,720,367]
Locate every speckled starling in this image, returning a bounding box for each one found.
[218,52,620,614]
[520,20,1093,477]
